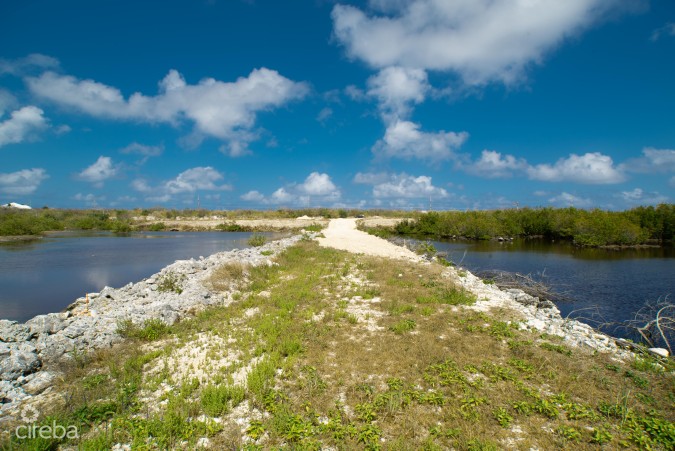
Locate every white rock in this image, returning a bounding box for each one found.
[648,347,669,358]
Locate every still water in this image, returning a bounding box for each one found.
[0,231,282,322]
[431,239,675,336]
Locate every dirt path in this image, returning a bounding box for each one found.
[317,218,421,261]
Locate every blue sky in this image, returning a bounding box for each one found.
[1,0,674,210]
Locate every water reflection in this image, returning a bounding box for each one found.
[0,231,282,322]
[428,238,674,338]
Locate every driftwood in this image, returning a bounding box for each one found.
[475,269,571,303]
[618,297,674,355]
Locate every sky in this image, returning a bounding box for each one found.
[1,0,674,211]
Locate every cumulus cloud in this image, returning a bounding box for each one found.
[548,192,592,208]
[332,0,630,86]
[297,172,339,196]
[0,106,48,148]
[132,167,232,203]
[78,156,118,187]
[240,172,341,205]
[651,22,675,41]
[0,90,17,116]
[0,168,48,195]
[367,66,430,121]
[463,150,528,178]
[372,119,468,162]
[240,190,265,202]
[620,147,675,174]
[355,172,448,199]
[165,167,232,194]
[527,152,625,184]
[26,68,309,151]
[0,53,59,76]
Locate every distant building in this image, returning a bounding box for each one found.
[1,202,32,210]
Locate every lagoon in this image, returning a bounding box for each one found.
[431,238,675,337]
[0,231,281,322]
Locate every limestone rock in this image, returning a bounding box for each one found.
[648,347,669,358]
[22,371,55,395]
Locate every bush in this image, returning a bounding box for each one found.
[248,233,267,247]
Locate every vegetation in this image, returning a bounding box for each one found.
[382,205,675,247]
[4,241,673,450]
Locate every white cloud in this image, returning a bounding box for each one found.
[527,152,625,184]
[333,0,630,86]
[270,187,296,204]
[317,107,333,123]
[0,106,48,148]
[548,192,592,208]
[78,156,118,187]
[372,119,468,162]
[240,172,341,205]
[356,172,448,199]
[621,147,675,174]
[132,167,232,203]
[297,172,339,196]
[165,167,232,194]
[353,172,391,184]
[0,53,59,76]
[120,142,164,157]
[620,188,669,205]
[651,22,675,41]
[344,84,367,101]
[0,168,48,195]
[0,90,17,116]
[26,68,309,150]
[219,138,253,158]
[366,66,429,121]
[463,150,528,178]
[73,193,105,206]
[240,190,265,202]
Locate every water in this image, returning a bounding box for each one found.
[0,231,282,322]
[429,238,675,337]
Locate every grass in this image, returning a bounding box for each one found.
[4,240,674,450]
[247,233,267,247]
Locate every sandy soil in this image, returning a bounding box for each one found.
[136,216,406,231]
[318,218,420,261]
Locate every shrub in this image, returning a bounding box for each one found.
[248,233,267,247]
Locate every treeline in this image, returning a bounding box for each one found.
[391,205,675,247]
[0,209,133,236]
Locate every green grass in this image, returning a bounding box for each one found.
[5,240,674,451]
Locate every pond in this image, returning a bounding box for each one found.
[429,238,675,338]
[0,231,283,322]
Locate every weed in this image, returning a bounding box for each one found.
[157,271,186,294]
[201,384,245,416]
[493,407,513,427]
[248,233,267,247]
[389,319,416,334]
[590,427,613,444]
[540,342,572,356]
[557,425,582,442]
[261,250,273,256]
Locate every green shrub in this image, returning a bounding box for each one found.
[248,233,267,247]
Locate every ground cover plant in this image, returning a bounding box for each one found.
[3,241,673,450]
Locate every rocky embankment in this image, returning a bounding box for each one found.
[0,234,305,419]
[0,231,656,423]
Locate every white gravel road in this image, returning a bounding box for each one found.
[317,218,421,261]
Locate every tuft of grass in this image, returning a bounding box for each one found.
[248,233,267,247]
[156,271,186,294]
[116,318,171,341]
[201,384,245,416]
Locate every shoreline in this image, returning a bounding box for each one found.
[0,231,650,422]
